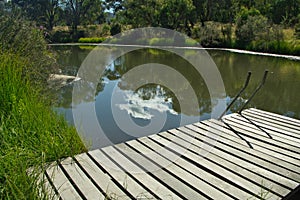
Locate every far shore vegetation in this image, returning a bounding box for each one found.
[0,12,86,200]
[2,0,300,55]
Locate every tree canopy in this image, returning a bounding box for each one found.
[5,0,300,31]
[2,0,299,51]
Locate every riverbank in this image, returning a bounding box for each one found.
[0,53,86,199]
[49,43,300,61]
[49,24,300,56]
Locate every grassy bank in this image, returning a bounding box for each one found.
[0,53,86,199]
[50,24,300,56]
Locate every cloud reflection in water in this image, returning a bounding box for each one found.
[117,86,178,120]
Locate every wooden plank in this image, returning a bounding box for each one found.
[224,114,300,151]
[195,121,300,181]
[243,109,300,131]
[89,149,155,199]
[100,145,181,200]
[75,153,129,199]
[46,163,81,200]
[113,143,208,200]
[31,169,60,200]
[126,138,236,200]
[173,126,298,191]
[237,113,300,140]
[240,111,300,136]
[137,136,252,199]
[230,113,300,145]
[178,126,297,189]
[44,109,300,200]
[149,133,281,200]
[208,119,300,168]
[250,108,300,125]
[60,157,105,199]
[42,175,60,200]
[220,117,300,161]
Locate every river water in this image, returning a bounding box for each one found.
[51,45,300,149]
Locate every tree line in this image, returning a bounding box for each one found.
[2,0,300,53]
[4,0,300,30]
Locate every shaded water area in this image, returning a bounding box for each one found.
[51,45,300,149]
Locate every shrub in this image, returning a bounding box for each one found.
[110,23,122,36]
[149,37,174,46]
[0,53,86,199]
[235,8,284,50]
[101,24,111,36]
[221,24,233,47]
[88,25,97,31]
[0,14,57,87]
[78,37,106,43]
[192,22,224,47]
[185,38,199,46]
[295,23,300,39]
[0,13,86,199]
[49,30,73,43]
[106,38,121,44]
[235,7,265,47]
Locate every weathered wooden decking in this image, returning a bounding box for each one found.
[43,108,300,199]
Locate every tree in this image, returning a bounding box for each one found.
[191,0,235,24]
[11,0,61,30]
[271,0,300,25]
[104,0,125,14]
[118,0,195,32]
[234,6,280,48]
[62,0,103,39]
[120,0,161,28]
[160,0,195,32]
[43,0,62,30]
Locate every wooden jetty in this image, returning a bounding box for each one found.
[43,108,300,199]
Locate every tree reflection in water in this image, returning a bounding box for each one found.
[50,46,300,148]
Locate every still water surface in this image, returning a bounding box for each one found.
[51,45,300,149]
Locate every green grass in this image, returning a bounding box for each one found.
[246,40,300,55]
[0,53,86,199]
[78,37,106,43]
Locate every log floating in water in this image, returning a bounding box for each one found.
[47,74,81,89]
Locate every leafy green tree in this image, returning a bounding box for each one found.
[43,0,62,30]
[160,0,195,32]
[120,0,161,28]
[62,0,103,39]
[235,7,262,45]
[11,0,61,30]
[271,0,300,25]
[192,0,211,26]
[212,0,233,23]
[118,0,195,32]
[234,6,283,49]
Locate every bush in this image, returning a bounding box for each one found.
[78,37,106,43]
[185,38,199,46]
[149,37,174,46]
[101,24,111,36]
[110,23,122,36]
[236,15,269,47]
[0,53,86,199]
[0,14,57,87]
[192,22,224,47]
[235,7,285,51]
[295,23,300,39]
[49,30,73,43]
[0,13,86,199]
